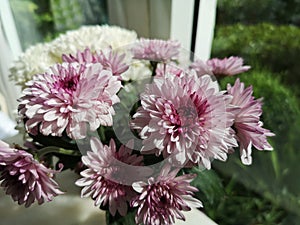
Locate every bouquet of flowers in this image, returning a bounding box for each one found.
[2,25,274,225]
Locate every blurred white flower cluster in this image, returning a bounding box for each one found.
[9,25,151,87]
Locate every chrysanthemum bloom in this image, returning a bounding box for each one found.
[55,25,149,82]
[189,59,214,77]
[9,43,56,88]
[155,62,184,77]
[206,56,251,77]
[227,79,274,165]
[0,140,63,207]
[132,38,180,62]
[50,25,137,60]
[18,62,122,139]
[121,60,152,81]
[62,47,129,77]
[61,47,99,64]
[131,166,202,225]
[131,72,237,169]
[99,25,138,51]
[10,25,140,87]
[76,137,143,216]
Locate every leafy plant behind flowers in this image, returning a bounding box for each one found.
[212,69,300,223]
[212,23,300,98]
[2,25,274,225]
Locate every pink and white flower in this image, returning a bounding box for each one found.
[155,62,184,77]
[189,59,214,77]
[0,140,63,207]
[76,137,143,216]
[131,72,237,169]
[62,47,129,77]
[227,79,274,165]
[191,56,250,77]
[207,56,251,77]
[18,62,122,139]
[132,38,180,62]
[131,166,202,225]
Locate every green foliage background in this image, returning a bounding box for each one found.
[10,0,108,50]
[212,23,300,97]
[217,0,300,26]
[204,2,300,224]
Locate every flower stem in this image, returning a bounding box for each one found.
[37,146,81,159]
[150,61,158,77]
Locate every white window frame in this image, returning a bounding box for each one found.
[170,0,218,60]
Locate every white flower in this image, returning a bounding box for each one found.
[121,60,152,81]
[10,25,138,87]
[50,25,137,60]
[9,43,56,87]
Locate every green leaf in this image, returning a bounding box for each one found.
[106,209,136,225]
[185,167,225,205]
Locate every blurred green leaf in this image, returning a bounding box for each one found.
[106,209,136,225]
[212,23,300,97]
[185,167,225,205]
[217,0,300,26]
[213,69,300,223]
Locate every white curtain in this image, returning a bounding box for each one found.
[107,0,171,39]
[0,0,22,119]
[107,0,217,60]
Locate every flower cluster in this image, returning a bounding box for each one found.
[0,140,63,207]
[3,25,274,225]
